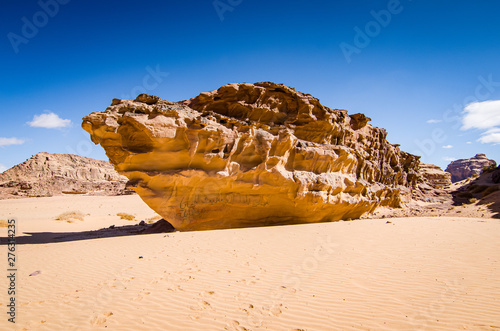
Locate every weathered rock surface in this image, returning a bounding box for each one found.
[0,152,132,198]
[82,82,421,231]
[419,163,452,189]
[445,153,497,183]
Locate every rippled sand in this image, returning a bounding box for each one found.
[1,195,499,330]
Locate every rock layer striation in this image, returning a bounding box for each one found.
[83,82,420,230]
[445,153,496,183]
[0,152,131,198]
[419,163,452,189]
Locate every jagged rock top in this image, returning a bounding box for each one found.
[82,82,421,230]
[445,153,497,183]
[0,152,129,198]
[0,152,126,183]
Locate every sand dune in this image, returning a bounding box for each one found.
[1,196,500,330]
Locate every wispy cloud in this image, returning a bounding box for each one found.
[478,128,500,144]
[27,111,71,129]
[0,137,25,147]
[442,145,453,149]
[0,163,7,173]
[466,141,472,144]
[443,157,456,162]
[426,119,442,124]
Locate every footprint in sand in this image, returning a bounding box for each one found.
[280,285,297,294]
[224,320,250,331]
[198,290,216,298]
[239,303,256,315]
[188,299,214,320]
[90,312,113,326]
[132,291,151,301]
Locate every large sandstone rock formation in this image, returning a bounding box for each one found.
[0,152,131,198]
[82,82,420,231]
[419,163,452,189]
[445,153,496,183]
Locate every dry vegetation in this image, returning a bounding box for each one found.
[117,213,135,221]
[146,214,162,224]
[55,211,85,223]
[458,183,500,200]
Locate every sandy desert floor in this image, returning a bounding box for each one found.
[1,195,500,330]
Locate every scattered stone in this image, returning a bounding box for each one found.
[141,219,176,234]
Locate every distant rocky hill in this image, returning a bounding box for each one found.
[0,152,134,198]
[445,153,496,183]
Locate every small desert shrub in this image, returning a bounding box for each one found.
[468,198,478,204]
[472,174,479,178]
[483,165,497,173]
[117,213,135,221]
[0,220,9,227]
[482,185,499,198]
[146,215,162,224]
[55,211,85,222]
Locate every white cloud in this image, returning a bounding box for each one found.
[466,141,472,144]
[443,157,456,162]
[426,119,442,124]
[478,132,500,144]
[0,137,25,147]
[461,100,500,130]
[0,163,7,173]
[442,145,453,149]
[27,111,71,129]
[476,127,500,144]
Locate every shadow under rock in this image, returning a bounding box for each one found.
[0,219,176,245]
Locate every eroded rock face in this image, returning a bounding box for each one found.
[0,152,131,198]
[82,82,420,230]
[445,153,497,183]
[419,163,452,189]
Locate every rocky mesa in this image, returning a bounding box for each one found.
[419,163,452,189]
[82,82,421,231]
[0,152,131,198]
[446,153,497,183]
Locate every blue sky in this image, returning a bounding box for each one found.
[1,0,499,171]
